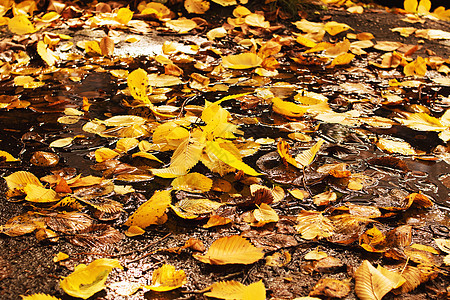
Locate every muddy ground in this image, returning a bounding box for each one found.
[1,1,450,300]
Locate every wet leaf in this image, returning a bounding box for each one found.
[204,280,265,300]
[354,260,395,300]
[60,258,122,299]
[127,68,151,104]
[295,139,324,168]
[185,0,210,14]
[144,264,187,291]
[222,53,263,69]
[5,171,42,191]
[295,211,334,240]
[37,41,58,66]
[166,18,197,33]
[0,213,45,237]
[20,294,61,300]
[171,172,213,193]
[171,198,223,219]
[272,97,307,117]
[124,190,171,229]
[49,137,74,148]
[0,150,20,162]
[46,212,93,234]
[193,235,264,265]
[23,184,59,202]
[95,148,120,162]
[206,141,260,176]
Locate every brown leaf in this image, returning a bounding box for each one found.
[67,224,123,247]
[309,278,350,298]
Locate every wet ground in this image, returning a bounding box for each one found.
[1,1,450,299]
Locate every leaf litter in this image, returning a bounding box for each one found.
[0,0,450,299]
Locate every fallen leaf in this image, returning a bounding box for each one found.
[8,14,35,35]
[193,235,264,265]
[20,294,61,300]
[60,258,122,299]
[185,0,210,14]
[295,211,334,240]
[144,264,187,291]
[204,280,265,300]
[222,52,263,69]
[124,190,171,229]
[354,260,395,300]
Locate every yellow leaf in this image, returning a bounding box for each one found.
[84,40,102,55]
[24,184,59,202]
[100,115,147,127]
[144,264,187,291]
[329,53,355,67]
[211,0,237,6]
[127,68,151,103]
[417,0,431,13]
[296,35,317,47]
[207,27,227,40]
[5,171,42,191]
[295,139,324,168]
[222,53,263,69]
[244,13,270,28]
[324,21,352,36]
[184,0,210,14]
[21,293,61,300]
[151,166,189,178]
[49,137,74,148]
[124,190,171,228]
[404,56,427,77]
[132,152,163,163]
[304,249,328,260]
[277,140,298,168]
[115,7,133,25]
[354,260,395,300]
[115,138,139,153]
[171,172,213,193]
[40,11,60,22]
[272,97,307,117]
[251,203,279,226]
[295,211,334,240]
[60,258,122,299]
[166,18,197,33]
[171,198,223,219]
[193,235,264,265]
[404,0,418,12]
[37,41,58,66]
[94,147,119,162]
[0,150,20,162]
[53,252,69,263]
[206,141,260,176]
[125,225,146,237]
[8,14,35,35]
[434,238,450,253]
[395,112,446,131]
[376,138,417,155]
[204,280,265,300]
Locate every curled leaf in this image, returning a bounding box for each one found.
[144,264,187,291]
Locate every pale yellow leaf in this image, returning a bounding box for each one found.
[171,198,223,219]
[434,238,450,253]
[115,138,139,153]
[222,53,263,69]
[37,41,58,66]
[295,211,334,240]
[354,260,394,300]
[8,14,35,35]
[193,235,264,265]
[204,280,265,300]
[24,184,59,202]
[211,0,237,6]
[49,137,74,148]
[60,258,122,299]
[295,139,324,168]
[376,138,417,155]
[94,147,119,162]
[5,171,42,191]
[166,18,197,33]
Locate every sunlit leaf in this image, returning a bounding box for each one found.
[244,13,269,28]
[171,172,213,193]
[250,203,279,226]
[203,215,232,228]
[304,249,328,260]
[124,190,171,229]
[166,18,197,33]
[404,0,418,12]
[324,21,352,36]
[295,139,324,168]
[222,53,263,69]
[359,226,387,253]
[434,238,450,253]
[171,198,223,219]
[132,152,163,163]
[144,264,187,291]
[404,56,427,77]
[295,211,334,240]
[211,0,237,6]
[271,97,307,117]
[395,112,446,131]
[329,53,354,67]
[53,252,69,263]
[0,150,20,162]
[354,260,395,300]
[24,184,59,202]
[20,293,61,300]
[5,171,42,191]
[60,258,122,299]
[95,147,119,162]
[49,137,74,148]
[37,41,58,66]
[185,0,210,14]
[277,140,298,168]
[8,14,35,35]
[206,141,260,176]
[204,280,265,300]
[127,68,151,104]
[115,138,139,153]
[207,26,227,40]
[114,7,133,25]
[193,235,264,265]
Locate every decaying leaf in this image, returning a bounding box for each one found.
[204,280,266,300]
[295,211,334,240]
[60,258,122,299]
[193,235,264,265]
[354,260,398,300]
[171,198,223,219]
[144,264,187,291]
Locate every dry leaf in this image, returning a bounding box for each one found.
[8,14,35,35]
[185,0,210,14]
[324,21,352,36]
[295,211,334,240]
[295,139,324,168]
[100,36,114,56]
[193,235,264,265]
[166,18,197,33]
[20,294,61,300]
[222,53,263,69]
